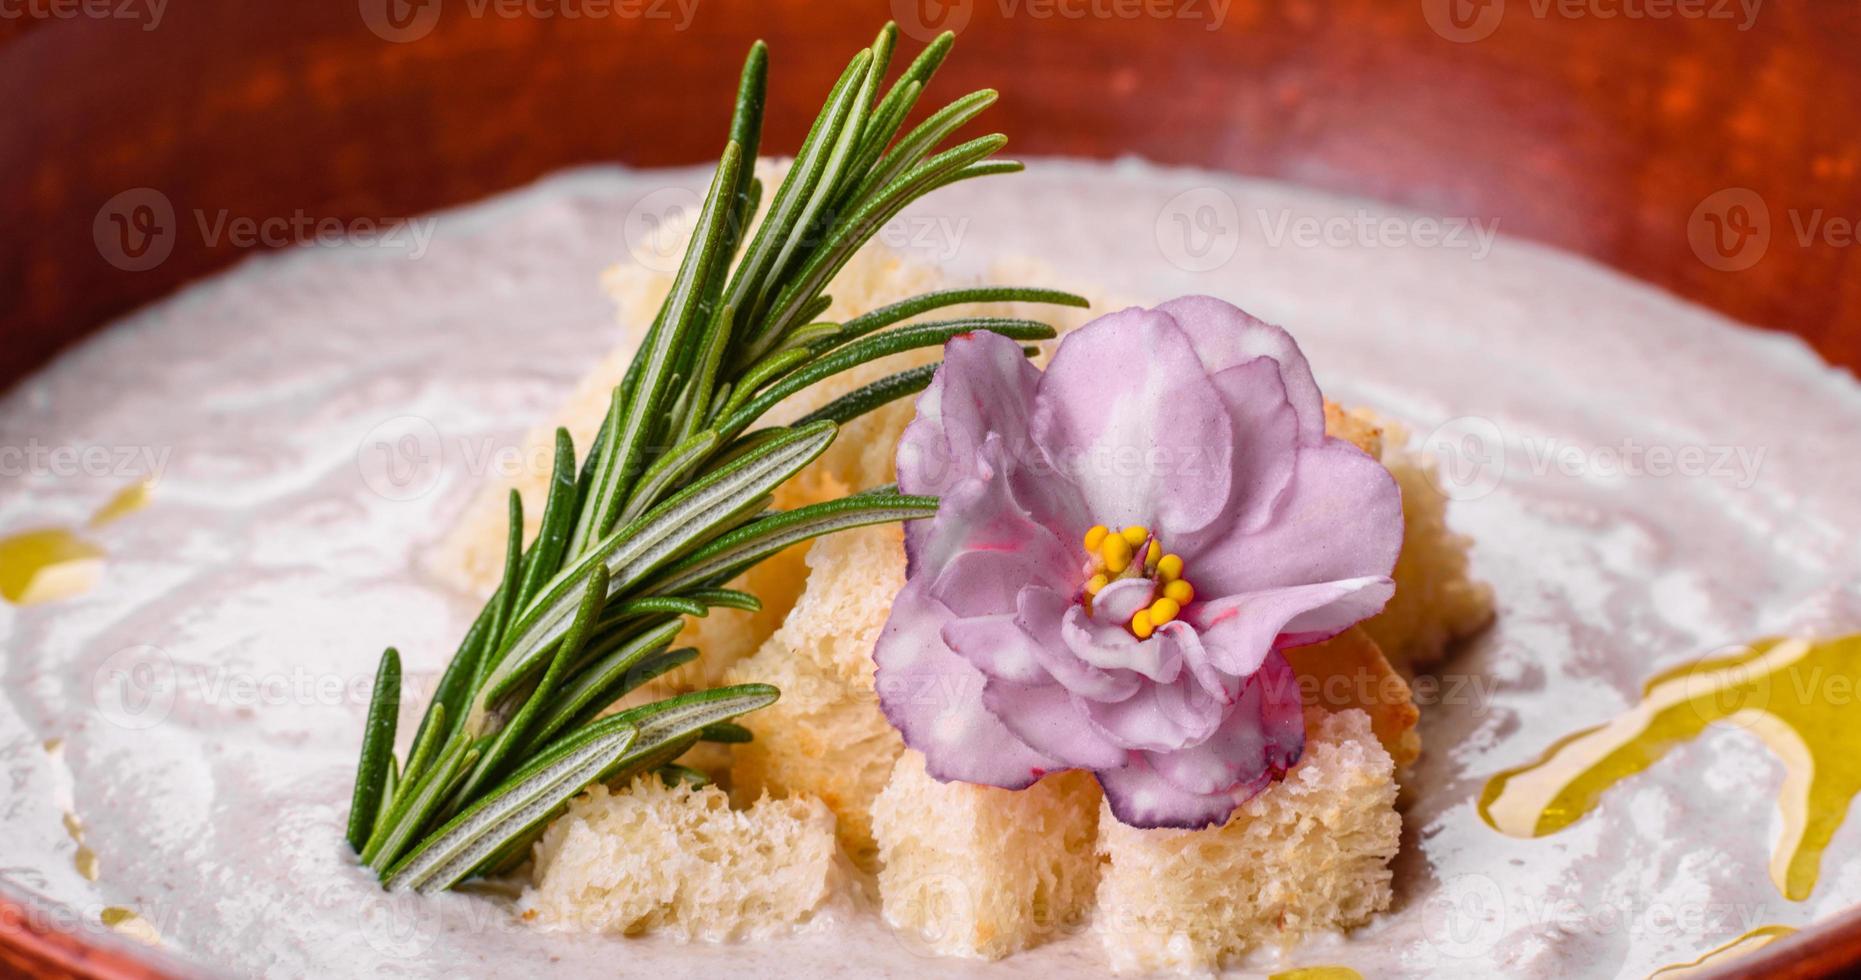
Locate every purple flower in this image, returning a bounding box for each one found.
[873,296,1404,829]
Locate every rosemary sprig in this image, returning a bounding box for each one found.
[347,23,1090,891]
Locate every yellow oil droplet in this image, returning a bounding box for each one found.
[89,480,151,527]
[0,482,151,605]
[1480,635,1861,901]
[101,906,161,945]
[0,529,104,605]
[1271,968,1364,980]
[74,846,99,881]
[61,812,99,881]
[1649,924,1796,977]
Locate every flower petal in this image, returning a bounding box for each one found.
[1141,651,1305,796]
[1191,576,1397,676]
[1200,358,1299,537]
[1031,307,1235,540]
[897,330,1042,498]
[1081,671,1224,753]
[940,613,1048,685]
[874,581,1061,789]
[1094,755,1244,830]
[930,546,1063,620]
[1062,603,1182,685]
[1188,439,1404,600]
[1089,577,1155,625]
[1154,295,1326,446]
[1156,619,1238,703]
[1025,591,1144,702]
[911,456,1076,591]
[897,334,1088,562]
[981,679,1129,770]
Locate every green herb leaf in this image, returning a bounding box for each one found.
[652,493,940,594]
[346,647,401,851]
[384,723,640,893]
[528,619,685,749]
[717,319,1056,438]
[699,721,754,744]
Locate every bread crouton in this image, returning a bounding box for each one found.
[1094,708,1400,974]
[1325,404,1495,672]
[725,523,910,868]
[519,778,843,941]
[1285,626,1422,768]
[872,749,1102,960]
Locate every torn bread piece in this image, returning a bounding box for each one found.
[1094,708,1400,974]
[872,749,1102,960]
[1325,402,1495,672]
[519,777,844,941]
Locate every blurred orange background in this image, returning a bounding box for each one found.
[5,1,1859,390]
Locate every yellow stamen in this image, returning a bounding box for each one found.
[1100,533,1133,575]
[1081,524,1194,637]
[1156,554,1184,582]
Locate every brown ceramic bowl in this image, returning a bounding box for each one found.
[3,2,1858,976]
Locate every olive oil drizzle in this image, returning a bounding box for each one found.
[1480,635,1861,901]
[1648,924,1796,977]
[0,482,149,605]
[100,905,162,945]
